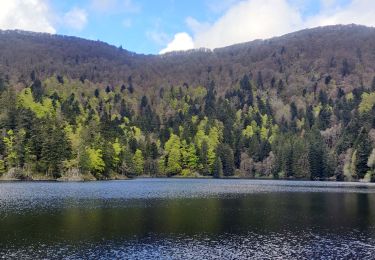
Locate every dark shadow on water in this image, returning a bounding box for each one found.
[1,180,375,258]
[1,194,375,245]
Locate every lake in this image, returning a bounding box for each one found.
[1,179,375,259]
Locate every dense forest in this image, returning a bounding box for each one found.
[0,25,374,181]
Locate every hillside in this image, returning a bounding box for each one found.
[1,24,375,90]
[0,24,374,181]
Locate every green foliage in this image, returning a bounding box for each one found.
[182,141,198,171]
[133,149,144,175]
[272,133,312,179]
[17,88,54,118]
[0,159,5,174]
[31,79,44,102]
[242,125,254,138]
[144,158,159,176]
[164,134,182,175]
[3,130,18,168]
[40,123,71,177]
[84,148,105,175]
[0,69,373,182]
[355,129,372,179]
[359,92,375,114]
[0,74,8,94]
[217,144,234,176]
[318,106,332,130]
[213,156,223,178]
[112,139,122,167]
[307,128,332,180]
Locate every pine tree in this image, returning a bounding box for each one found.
[40,124,71,177]
[200,140,210,175]
[257,71,264,89]
[341,59,351,76]
[217,144,234,176]
[94,88,100,98]
[0,74,8,93]
[318,90,328,105]
[144,158,159,176]
[213,156,223,178]
[307,128,330,180]
[355,129,372,179]
[31,79,44,102]
[285,146,294,178]
[149,142,159,160]
[318,106,331,130]
[204,80,216,117]
[290,102,298,120]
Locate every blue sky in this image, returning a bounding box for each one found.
[53,0,250,54]
[53,0,218,54]
[0,0,371,54]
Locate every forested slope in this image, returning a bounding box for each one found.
[0,24,374,181]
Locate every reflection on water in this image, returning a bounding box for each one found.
[1,179,375,259]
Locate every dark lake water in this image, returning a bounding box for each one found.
[1,179,375,259]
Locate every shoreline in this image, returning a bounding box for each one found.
[0,173,130,182]
[0,174,374,185]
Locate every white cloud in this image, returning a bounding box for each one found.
[185,17,209,34]
[320,0,340,9]
[305,0,375,28]
[192,0,303,49]
[159,33,194,54]
[0,0,55,33]
[146,18,171,46]
[64,7,88,31]
[160,0,375,53]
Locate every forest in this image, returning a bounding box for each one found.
[0,25,374,181]
[0,70,374,181]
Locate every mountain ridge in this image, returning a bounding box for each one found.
[1,24,375,92]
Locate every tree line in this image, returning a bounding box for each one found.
[0,72,374,181]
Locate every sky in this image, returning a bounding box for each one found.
[1,0,374,54]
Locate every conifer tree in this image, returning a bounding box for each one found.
[355,129,372,179]
[213,156,223,178]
